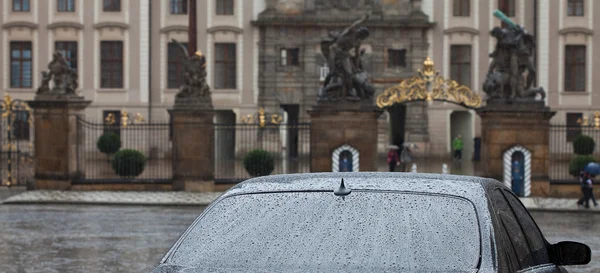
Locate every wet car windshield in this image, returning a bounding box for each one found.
[169,191,481,272]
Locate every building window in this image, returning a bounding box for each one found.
[13,110,30,141]
[453,0,470,16]
[216,0,234,15]
[450,45,472,87]
[214,43,236,89]
[567,0,584,16]
[280,48,300,67]
[170,0,187,14]
[57,0,75,12]
[387,49,407,68]
[498,0,515,17]
[13,0,30,11]
[168,42,188,89]
[103,0,121,12]
[55,41,78,70]
[100,41,124,89]
[564,45,586,92]
[567,113,583,142]
[10,42,33,88]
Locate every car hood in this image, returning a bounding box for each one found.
[148,264,479,273]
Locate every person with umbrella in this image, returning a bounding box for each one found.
[577,163,600,208]
[386,145,400,172]
[400,143,416,172]
[577,171,597,208]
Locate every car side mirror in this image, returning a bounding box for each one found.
[550,241,591,266]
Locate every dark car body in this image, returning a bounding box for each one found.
[149,173,590,273]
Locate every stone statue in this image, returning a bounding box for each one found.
[37,72,51,94]
[318,14,375,102]
[37,52,78,95]
[171,39,211,100]
[483,11,545,103]
[66,67,78,94]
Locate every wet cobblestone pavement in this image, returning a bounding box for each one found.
[0,205,597,273]
[531,211,600,273]
[0,205,204,273]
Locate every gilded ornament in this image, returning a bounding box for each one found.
[377,57,482,109]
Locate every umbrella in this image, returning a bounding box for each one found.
[387,145,399,150]
[403,143,419,149]
[584,162,600,176]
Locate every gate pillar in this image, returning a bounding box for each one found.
[168,102,215,192]
[308,102,383,172]
[476,102,555,196]
[28,95,91,190]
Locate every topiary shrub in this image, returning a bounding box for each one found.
[111,149,147,178]
[97,132,122,157]
[243,149,275,177]
[573,135,595,155]
[569,155,596,177]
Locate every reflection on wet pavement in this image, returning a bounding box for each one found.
[0,205,203,273]
[0,205,597,273]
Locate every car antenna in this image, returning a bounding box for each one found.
[334,178,351,196]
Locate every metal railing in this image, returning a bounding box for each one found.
[549,125,600,183]
[75,117,172,184]
[214,123,311,183]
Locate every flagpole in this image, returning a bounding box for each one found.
[187,0,197,56]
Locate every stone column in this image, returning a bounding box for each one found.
[476,102,555,195]
[309,102,383,172]
[169,99,214,191]
[27,95,91,190]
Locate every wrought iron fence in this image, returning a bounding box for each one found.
[214,123,311,183]
[75,117,172,184]
[0,95,34,187]
[549,125,600,183]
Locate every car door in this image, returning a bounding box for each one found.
[489,188,563,272]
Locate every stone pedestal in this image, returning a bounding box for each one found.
[476,101,555,183]
[27,95,91,190]
[308,102,383,172]
[169,101,214,191]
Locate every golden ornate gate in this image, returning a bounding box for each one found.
[0,95,34,187]
[376,57,482,109]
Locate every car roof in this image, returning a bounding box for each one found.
[223,172,502,200]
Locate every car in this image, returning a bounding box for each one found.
[149,172,591,273]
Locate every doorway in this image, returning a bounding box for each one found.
[281,104,299,158]
[511,151,525,197]
[388,104,407,148]
[450,111,473,160]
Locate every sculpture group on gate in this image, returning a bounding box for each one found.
[318,14,375,102]
[171,39,212,101]
[37,52,78,95]
[483,11,546,103]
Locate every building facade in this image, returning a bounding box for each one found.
[1,0,598,159]
[427,0,598,159]
[0,0,261,125]
[254,0,433,152]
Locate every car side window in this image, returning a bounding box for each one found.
[490,187,555,270]
[489,189,524,272]
[502,190,551,266]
